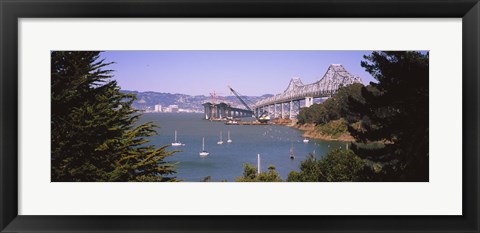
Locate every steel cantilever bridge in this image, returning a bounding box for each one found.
[253,64,362,119]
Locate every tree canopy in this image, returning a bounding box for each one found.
[348,51,429,181]
[287,150,368,182]
[51,51,177,182]
[294,51,429,182]
[235,163,283,182]
[297,82,365,125]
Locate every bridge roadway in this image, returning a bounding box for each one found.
[253,64,362,119]
[202,102,253,120]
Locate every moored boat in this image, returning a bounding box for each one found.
[199,137,209,157]
[171,130,183,146]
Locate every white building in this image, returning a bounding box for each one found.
[154,104,162,112]
[168,105,179,113]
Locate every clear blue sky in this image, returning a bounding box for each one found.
[101,51,376,96]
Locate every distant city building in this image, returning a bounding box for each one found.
[168,105,179,113]
[154,104,162,112]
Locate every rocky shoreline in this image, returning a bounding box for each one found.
[292,123,355,142]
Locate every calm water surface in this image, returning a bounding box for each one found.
[139,113,344,181]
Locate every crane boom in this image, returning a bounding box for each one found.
[228,86,270,123]
[228,86,252,112]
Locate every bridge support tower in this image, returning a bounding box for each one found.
[305,97,314,108]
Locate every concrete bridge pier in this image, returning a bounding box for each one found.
[294,100,301,118]
[305,97,314,107]
[204,104,212,119]
[289,100,293,119]
[217,103,225,119]
[274,104,277,118]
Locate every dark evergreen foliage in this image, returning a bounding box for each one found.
[235,163,282,182]
[294,51,429,182]
[51,51,177,182]
[297,83,365,125]
[348,51,429,181]
[287,150,367,182]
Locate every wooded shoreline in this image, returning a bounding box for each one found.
[292,123,355,142]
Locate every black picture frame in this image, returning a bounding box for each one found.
[1,0,479,232]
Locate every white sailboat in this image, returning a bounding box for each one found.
[227,130,232,143]
[257,154,261,175]
[290,144,295,160]
[303,137,309,143]
[199,137,209,157]
[171,130,182,146]
[217,131,224,144]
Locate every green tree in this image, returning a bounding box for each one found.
[287,150,367,182]
[317,149,367,182]
[286,171,302,182]
[349,51,429,181]
[297,83,364,125]
[235,164,282,182]
[257,165,283,182]
[287,154,320,182]
[51,51,177,182]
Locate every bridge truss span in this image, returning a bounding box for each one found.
[253,64,362,119]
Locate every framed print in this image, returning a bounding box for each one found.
[1,0,479,232]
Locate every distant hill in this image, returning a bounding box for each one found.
[121,90,273,111]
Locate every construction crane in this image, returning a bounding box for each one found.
[228,86,270,123]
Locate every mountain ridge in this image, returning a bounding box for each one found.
[121,90,273,112]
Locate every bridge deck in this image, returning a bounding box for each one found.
[254,64,362,108]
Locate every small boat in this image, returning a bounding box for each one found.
[199,137,209,157]
[171,130,182,146]
[257,154,262,174]
[226,120,239,125]
[303,138,309,143]
[217,131,224,144]
[290,144,295,160]
[227,130,232,143]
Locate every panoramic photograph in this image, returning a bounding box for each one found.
[51,50,429,182]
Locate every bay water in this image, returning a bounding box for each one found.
[139,113,344,181]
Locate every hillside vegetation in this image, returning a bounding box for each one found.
[296,83,365,141]
[293,51,429,182]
